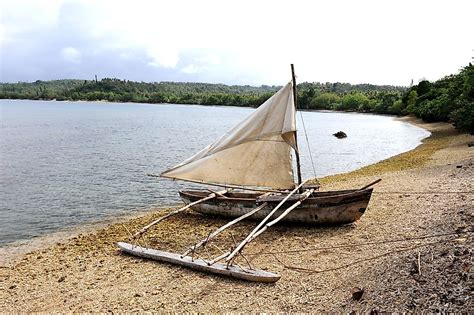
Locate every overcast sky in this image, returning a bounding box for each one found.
[0,0,472,85]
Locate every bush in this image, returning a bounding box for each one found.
[340,93,370,111]
[450,99,474,134]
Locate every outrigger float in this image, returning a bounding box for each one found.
[118,65,380,282]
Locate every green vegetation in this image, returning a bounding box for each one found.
[1,63,473,133]
[402,64,474,133]
[0,79,278,107]
[297,63,474,134]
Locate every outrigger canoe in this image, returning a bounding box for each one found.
[118,65,379,282]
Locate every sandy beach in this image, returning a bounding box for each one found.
[1,117,472,312]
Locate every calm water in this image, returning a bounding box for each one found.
[0,100,430,245]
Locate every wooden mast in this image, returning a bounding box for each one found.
[291,64,303,192]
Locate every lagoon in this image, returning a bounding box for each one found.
[0,99,430,245]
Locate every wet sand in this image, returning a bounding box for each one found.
[1,117,472,312]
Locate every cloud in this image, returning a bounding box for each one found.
[146,45,180,69]
[0,0,473,85]
[60,46,81,63]
[180,64,200,74]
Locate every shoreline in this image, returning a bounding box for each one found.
[0,204,177,266]
[1,117,472,312]
[1,98,419,119]
[0,115,429,265]
[319,116,458,184]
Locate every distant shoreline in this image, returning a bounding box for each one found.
[0,97,410,118]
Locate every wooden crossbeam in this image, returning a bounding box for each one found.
[182,202,269,258]
[132,190,226,239]
[225,179,310,263]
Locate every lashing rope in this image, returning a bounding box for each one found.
[245,231,471,256]
[299,110,318,181]
[249,231,471,274]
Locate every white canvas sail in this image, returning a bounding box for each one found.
[161,82,297,189]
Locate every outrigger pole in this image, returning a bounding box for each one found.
[224,179,311,264]
[291,64,303,192]
[132,190,227,239]
[120,179,317,282]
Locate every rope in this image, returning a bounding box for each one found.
[271,238,456,274]
[245,231,471,256]
[373,191,473,194]
[299,110,318,180]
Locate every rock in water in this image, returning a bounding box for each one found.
[333,131,347,139]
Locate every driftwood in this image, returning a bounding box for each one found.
[132,190,226,239]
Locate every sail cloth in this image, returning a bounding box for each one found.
[161,82,297,189]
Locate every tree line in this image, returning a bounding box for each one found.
[0,79,282,107]
[1,63,472,133]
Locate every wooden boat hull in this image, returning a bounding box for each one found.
[179,188,373,225]
[117,242,281,282]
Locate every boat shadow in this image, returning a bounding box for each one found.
[142,211,354,253]
[159,211,356,245]
[195,211,357,236]
[128,211,358,285]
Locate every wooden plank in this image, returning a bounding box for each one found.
[117,242,280,283]
[257,194,300,203]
